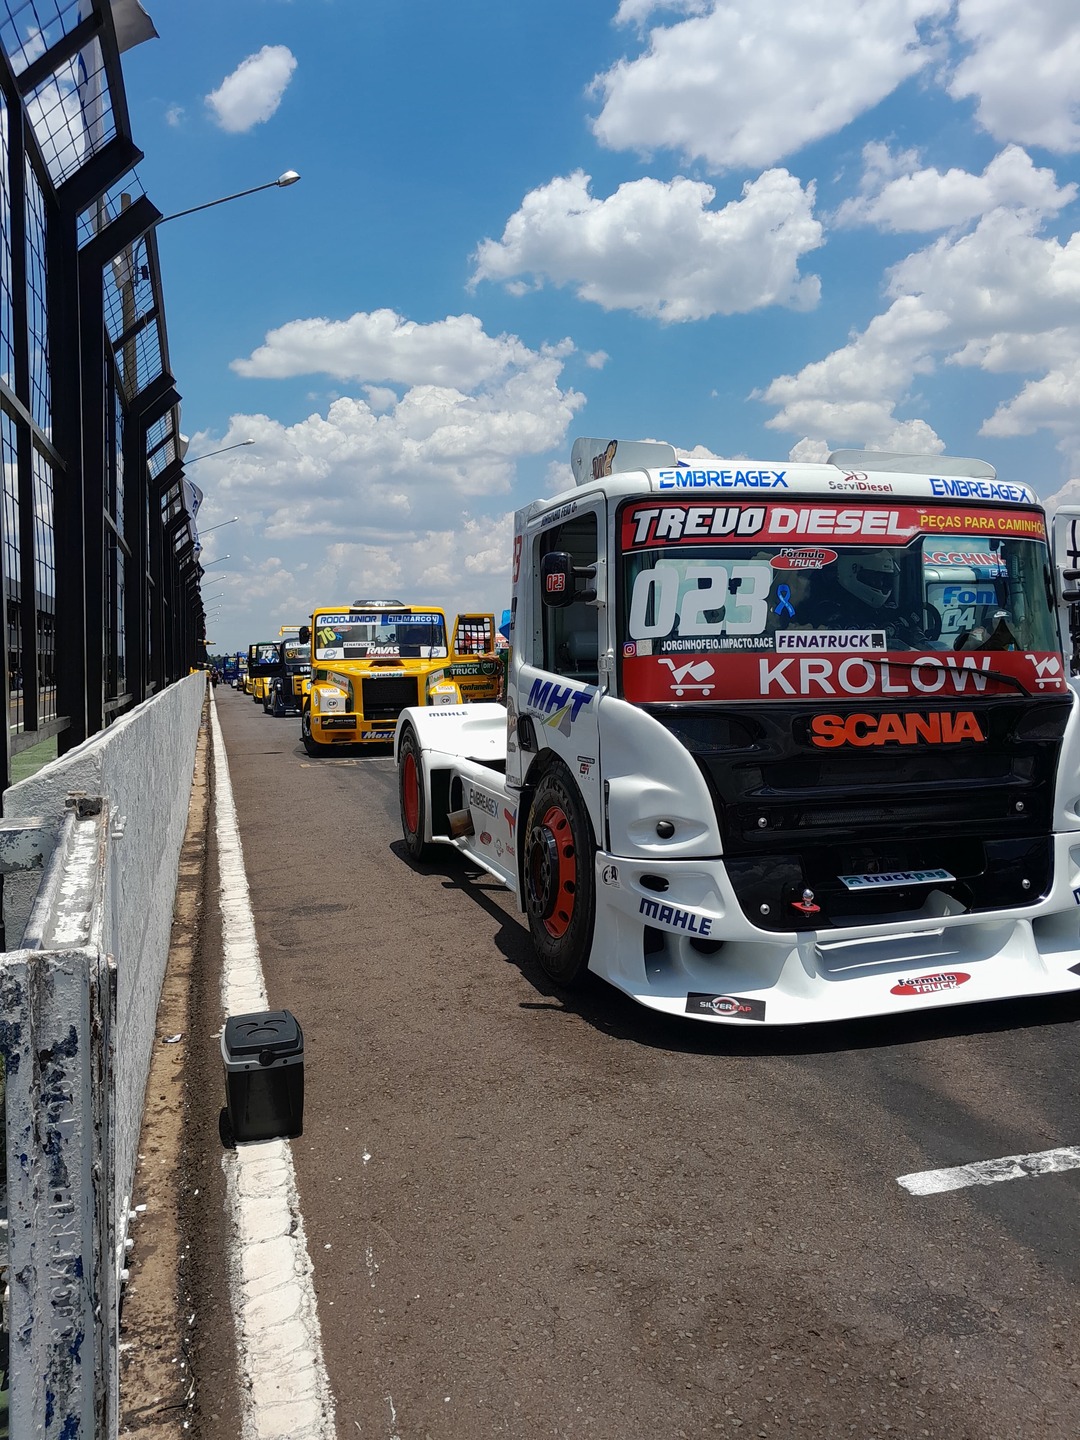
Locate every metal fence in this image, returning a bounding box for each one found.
[0,0,205,803]
[1,7,204,1430]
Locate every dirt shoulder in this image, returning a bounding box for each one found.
[118,699,241,1437]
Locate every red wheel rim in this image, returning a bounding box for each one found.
[402,751,419,834]
[529,803,576,938]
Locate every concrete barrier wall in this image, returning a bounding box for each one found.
[3,672,206,1233]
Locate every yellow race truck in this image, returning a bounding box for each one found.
[247,641,280,704]
[300,600,500,754]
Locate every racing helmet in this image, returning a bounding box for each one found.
[837,551,896,609]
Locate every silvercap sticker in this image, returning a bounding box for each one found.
[686,993,766,1021]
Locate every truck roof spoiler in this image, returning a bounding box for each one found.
[570,437,679,485]
[827,449,996,480]
[570,437,998,485]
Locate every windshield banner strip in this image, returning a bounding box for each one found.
[316,612,442,626]
[622,649,1065,703]
[621,503,1047,551]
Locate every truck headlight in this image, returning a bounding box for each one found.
[312,686,348,714]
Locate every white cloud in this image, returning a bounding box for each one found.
[1041,472,1080,514]
[949,0,1080,153]
[218,312,585,527]
[470,169,822,322]
[592,0,949,171]
[234,308,539,387]
[206,45,297,134]
[760,206,1080,455]
[836,142,1077,231]
[981,363,1080,462]
[302,513,516,610]
[788,437,831,463]
[165,104,184,128]
[615,0,708,23]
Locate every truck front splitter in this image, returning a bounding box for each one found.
[589,835,1080,1025]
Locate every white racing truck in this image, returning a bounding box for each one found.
[395,437,1080,1025]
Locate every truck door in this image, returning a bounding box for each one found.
[510,499,605,834]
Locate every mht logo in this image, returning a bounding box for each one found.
[528,678,594,724]
[810,711,985,747]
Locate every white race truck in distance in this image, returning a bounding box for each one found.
[395,437,1080,1025]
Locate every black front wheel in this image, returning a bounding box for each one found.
[523,764,595,987]
[301,705,321,757]
[398,727,431,860]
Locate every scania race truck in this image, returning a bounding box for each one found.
[300,600,500,753]
[394,436,1080,1026]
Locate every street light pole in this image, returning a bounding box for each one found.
[184,440,254,466]
[156,171,301,227]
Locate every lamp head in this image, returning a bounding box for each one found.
[276,171,301,187]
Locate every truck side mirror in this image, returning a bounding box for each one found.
[299,625,311,644]
[541,552,576,608]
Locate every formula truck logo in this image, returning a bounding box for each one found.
[809,711,985,747]
[891,972,970,996]
[771,548,837,570]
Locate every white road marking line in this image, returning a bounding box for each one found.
[898,1146,1080,1196]
[211,697,337,1440]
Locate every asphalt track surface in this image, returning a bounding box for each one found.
[195,686,1080,1438]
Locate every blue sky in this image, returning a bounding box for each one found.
[119,1,1080,653]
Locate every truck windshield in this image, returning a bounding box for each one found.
[313,611,448,661]
[618,499,1063,703]
[283,642,310,665]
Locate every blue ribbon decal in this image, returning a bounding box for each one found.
[774,584,795,619]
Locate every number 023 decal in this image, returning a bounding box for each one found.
[628,561,772,638]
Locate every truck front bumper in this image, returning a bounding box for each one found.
[310,714,399,744]
[590,833,1080,1025]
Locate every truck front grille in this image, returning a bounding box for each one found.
[361,676,419,721]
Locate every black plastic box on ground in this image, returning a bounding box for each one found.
[221,1010,304,1142]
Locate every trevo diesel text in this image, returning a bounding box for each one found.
[395,437,1080,1026]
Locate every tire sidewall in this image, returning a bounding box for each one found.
[301,705,319,756]
[524,761,595,986]
[398,728,428,860]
